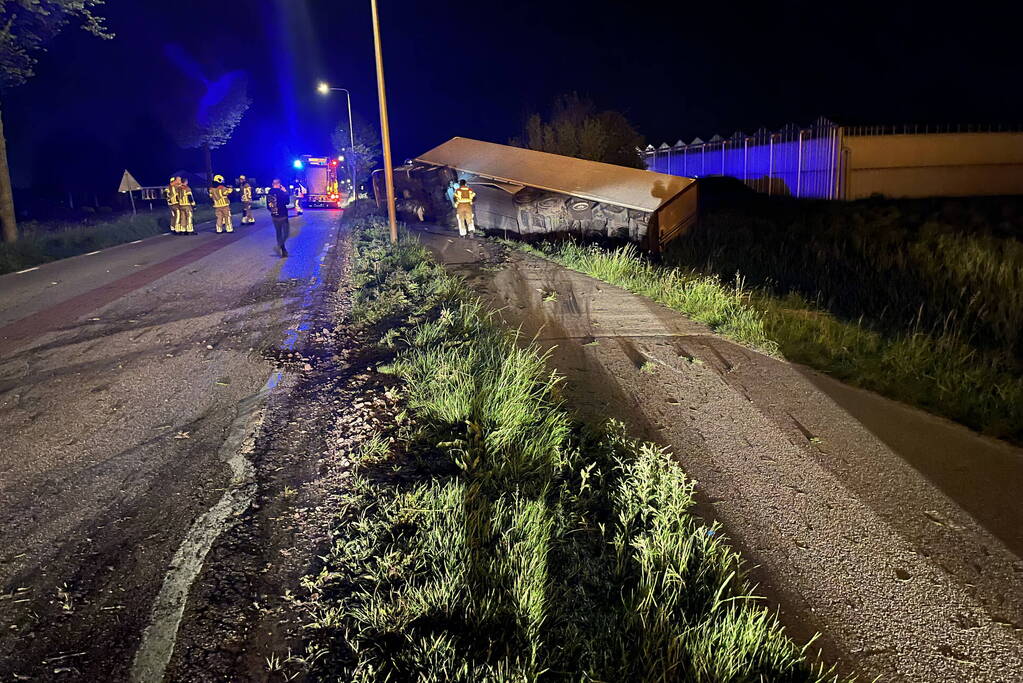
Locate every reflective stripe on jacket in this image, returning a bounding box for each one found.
[165,185,178,205]
[454,187,476,204]
[211,186,232,208]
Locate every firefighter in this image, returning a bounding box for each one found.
[452,178,476,237]
[239,175,255,224]
[164,176,181,233]
[178,176,197,234]
[210,174,234,233]
[293,179,306,215]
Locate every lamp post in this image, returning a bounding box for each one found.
[370,0,398,244]
[317,82,356,196]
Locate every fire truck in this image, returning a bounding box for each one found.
[292,155,344,208]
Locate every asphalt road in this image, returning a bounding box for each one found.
[0,209,343,680]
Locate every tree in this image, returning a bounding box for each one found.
[0,0,112,243]
[512,93,646,169]
[165,71,251,186]
[331,114,381,191]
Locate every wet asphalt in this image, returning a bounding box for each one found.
[0,209,343,680]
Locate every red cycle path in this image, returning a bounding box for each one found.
[0,231,250,353]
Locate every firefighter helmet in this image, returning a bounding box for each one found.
[213,174,225,184]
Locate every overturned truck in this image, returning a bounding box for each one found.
[376,138,698,252]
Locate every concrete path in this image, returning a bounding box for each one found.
[416,225,1023,682]
[0,210,344,681]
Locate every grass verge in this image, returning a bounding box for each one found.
[0,203,243,275]
[511,240,1023,443]
[510,240,778,355]
[672,195,1023,358]
[297,219,837,681]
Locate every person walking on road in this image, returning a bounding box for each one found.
[266,178,291,257]
[239,175,255,224]
[452,178,476,237]
[210,174,234,233]
[178,177,197,234]
[293,179,306,216]
[164,176,181,233]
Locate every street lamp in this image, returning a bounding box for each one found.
[316,81,356,194]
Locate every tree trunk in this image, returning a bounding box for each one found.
[203,143,213,187]
[0,106,19,244]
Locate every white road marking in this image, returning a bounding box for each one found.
[15,266,39,274]
[129,240,144,244]
[84,250,101,256]
[132,216,338,682]
[130,374,272,682]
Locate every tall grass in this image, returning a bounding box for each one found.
[514,240,778,355]
[0,204,235,274]
[299,220,837,681]
[668,195,1023,357]
[664,194,1023,441]
[513,237,1023,442]
[756,291,1023,440]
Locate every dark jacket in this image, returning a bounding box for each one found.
[266,187,290,218]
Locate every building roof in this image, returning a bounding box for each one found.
[415,137,694,212]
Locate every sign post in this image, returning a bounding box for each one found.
[118,169,143,216]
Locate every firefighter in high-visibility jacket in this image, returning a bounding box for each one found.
[165,176,181,233]
[178,177,197,234]
[452,179,476,237]
[210,174,234,233]
[239,176,255,224]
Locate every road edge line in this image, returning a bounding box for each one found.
[129,372,275,683]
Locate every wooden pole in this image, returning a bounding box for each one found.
[370,0,398,244]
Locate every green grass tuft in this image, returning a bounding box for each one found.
[511,240,778,355]
[299,218,840,681]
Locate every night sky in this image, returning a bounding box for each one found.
[5,0,1021,204]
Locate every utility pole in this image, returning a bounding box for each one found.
[370,0,398,244]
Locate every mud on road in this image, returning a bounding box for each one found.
[163,230,405,681]
[0,213,362,681]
